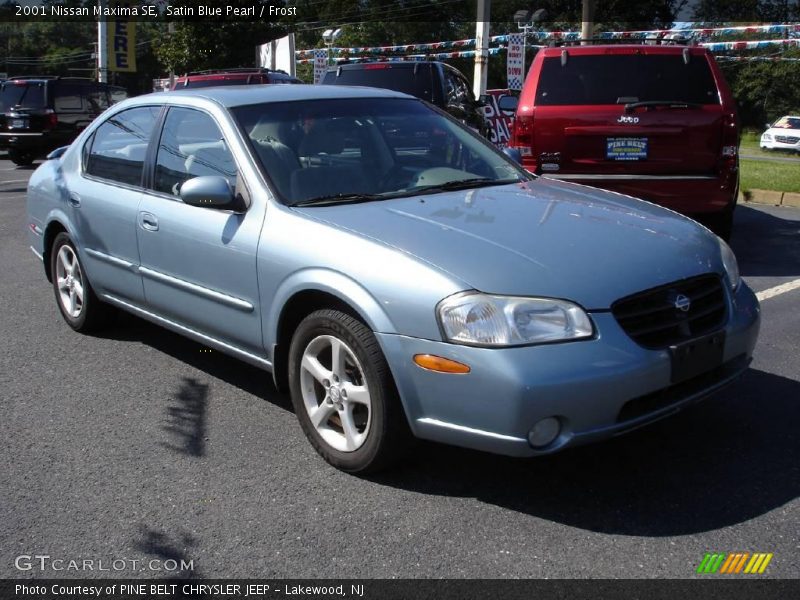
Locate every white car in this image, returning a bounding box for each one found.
[760,116,800,153]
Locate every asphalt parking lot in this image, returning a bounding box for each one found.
[1,156,798,579]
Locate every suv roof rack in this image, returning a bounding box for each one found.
[7,75,96,81]
[548,36,697,47]
[182,67,289,76]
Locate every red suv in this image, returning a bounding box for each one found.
[505,44,739,239]
[172,68,302,89]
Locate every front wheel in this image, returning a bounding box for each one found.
[288,309,410,473]
[50,233,114,332]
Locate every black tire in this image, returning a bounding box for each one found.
[50,232,114,332]
[288,309,411,473]
[8,149,34,166]
[704,206,735,242]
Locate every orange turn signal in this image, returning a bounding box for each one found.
[413,354,471,374]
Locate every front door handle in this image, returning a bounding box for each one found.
[68,193,81,207]
[139,211,159,231]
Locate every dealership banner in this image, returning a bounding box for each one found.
[506,34,524,91]
[1,578,797,599]
[313,48,328,84]
[107,1,136,72]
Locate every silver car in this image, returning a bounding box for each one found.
[26,85,760,473]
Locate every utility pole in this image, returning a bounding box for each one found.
[97,0,108,82]
[581,0,595,45]
[472,0,490,98]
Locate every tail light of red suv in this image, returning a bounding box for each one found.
[508,110,536,171]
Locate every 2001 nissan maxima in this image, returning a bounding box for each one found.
[26,85,760,473]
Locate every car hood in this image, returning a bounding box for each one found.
[765,127,800,136]
[293,177,723,309]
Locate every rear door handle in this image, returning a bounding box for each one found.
[68,193,81,207]
[139,211,159,232]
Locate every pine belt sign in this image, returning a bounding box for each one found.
[107,2,136,73]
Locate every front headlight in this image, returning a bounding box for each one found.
[437,292,594,347]
[718,237,740,291]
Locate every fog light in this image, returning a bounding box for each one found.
[528,417,561,448]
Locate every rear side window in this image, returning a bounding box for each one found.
[536,54,720,106]
[323,65,434,102]
[0,81,46,111]
[53,82,88,111]
[85,106,161,186]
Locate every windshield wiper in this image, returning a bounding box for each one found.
[409,177,521,195]
[623,100,702,113]
[290,192,384,207]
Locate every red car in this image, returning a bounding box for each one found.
[172,68,302,89]
[504,44,739,239]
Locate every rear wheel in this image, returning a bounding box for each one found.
[702,206,735,242]
[8,149,34,166]
[288,309,410,473]
[50,233,114,332]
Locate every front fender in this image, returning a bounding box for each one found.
[265,267,397,349]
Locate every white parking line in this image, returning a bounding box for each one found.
[756,278,800,302]
[0,179,28,185]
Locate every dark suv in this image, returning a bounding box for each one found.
[504,44,739,239]
[321,61,490,139]
[172,68,302,89]
[0,77,125,166]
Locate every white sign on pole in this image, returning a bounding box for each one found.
[313,49,328,84]
[506,34,525,91]
[257,34,296,76]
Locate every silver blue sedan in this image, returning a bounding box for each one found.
[26,85,760,472]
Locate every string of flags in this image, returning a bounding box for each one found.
[296,23,800,58]
[298,38,800,64]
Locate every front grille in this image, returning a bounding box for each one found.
[612,275,727,349]
[616,354,748,423]
[775,135,799,144]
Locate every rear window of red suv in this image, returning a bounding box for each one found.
[536,54,719,106]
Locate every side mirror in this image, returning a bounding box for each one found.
[46,146,70,160]
[478,94,490,105]
[180,176,242,211]
[502,147,523,165]
[765,123,772,130]
[497,95,518,114]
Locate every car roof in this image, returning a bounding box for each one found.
[329,61,442,71]
[132,84,415,107]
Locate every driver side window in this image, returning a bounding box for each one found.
[154,107,237,196]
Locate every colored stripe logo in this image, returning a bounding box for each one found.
[697,552,773,574]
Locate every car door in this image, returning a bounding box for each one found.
[136,106,266,355]
[71,105,162,304]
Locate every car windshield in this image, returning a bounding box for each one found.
[772,116,800,129]
[0,81,46,111]
[233,97,527,205]
[536,54,720,106]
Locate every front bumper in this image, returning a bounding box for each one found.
[760,137,800,151]
[377,282,760,457]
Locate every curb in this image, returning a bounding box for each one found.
[739,189,800,207]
